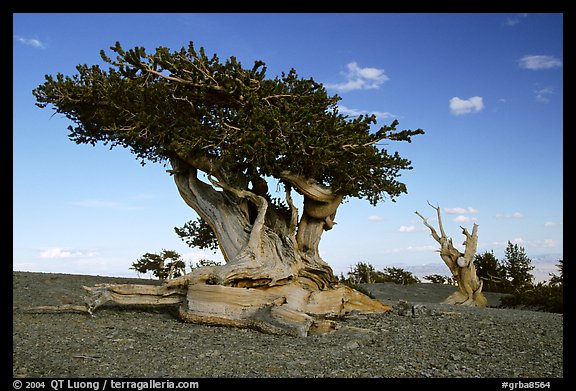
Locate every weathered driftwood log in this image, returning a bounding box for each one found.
[79,271,390,337]
[415,202,487,307]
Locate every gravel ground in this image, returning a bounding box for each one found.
[12,271,563,379]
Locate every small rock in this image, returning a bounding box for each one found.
[394,301,436,317]
[446,363,458,372]
[413,304,436,317]
[394,300,413,316]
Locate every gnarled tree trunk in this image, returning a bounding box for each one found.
[415,203,487,307]
[80,157,390,336]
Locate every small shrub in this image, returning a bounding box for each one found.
[499,283,563,313]
[190,259,222,270]
[339,280,375,299]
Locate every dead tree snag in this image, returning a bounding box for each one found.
[415,203,487,307]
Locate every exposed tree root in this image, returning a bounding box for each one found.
[25,278,391,337]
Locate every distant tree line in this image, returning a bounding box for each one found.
[341,241,563,313]
[340,262,422,285]
[131,222,563,314]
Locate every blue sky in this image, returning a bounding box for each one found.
[13,13,563,282]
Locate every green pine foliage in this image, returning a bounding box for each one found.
[474,250,508,293]
[345,261,378,283]
[174,218,219,252]
[501,241,535,292]
[499,281,563,313]
[33,41,424,206]
[380,267,420,285]
[474,244,562,313]
[498,259,563,313]
[423,274,457,285]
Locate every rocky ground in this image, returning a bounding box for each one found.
[12,271,563,380]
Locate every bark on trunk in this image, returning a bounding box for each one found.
[415,203,487,307]
[77,157,391,336]
[81,280,389,337]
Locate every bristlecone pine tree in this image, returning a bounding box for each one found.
[416,203,487,307]
[33,41,425,336]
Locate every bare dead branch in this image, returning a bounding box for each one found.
[417,203,486,307]
[341,135,389,150]
[415,210,442,244]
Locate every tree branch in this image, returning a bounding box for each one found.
[141,64,224,91]
[415,206,461,277]
[284,183,299,246]
[461,223,479,261]
[414,210,442,245]
[279,171,336,202]
[262,94,295,105]
[341,135,389,150]
[179,153,231,184]
[207,175,268,258]
[427,201,447,239]
[179,52,220,87]
[169,158,248,263]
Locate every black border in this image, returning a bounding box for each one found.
[6,0,571,386]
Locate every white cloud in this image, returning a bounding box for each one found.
[544,221,562,228]
[338,105,396,120]
[367,215,384,222]
[14,35,46,49]
[503,13,528,26]
[534,87,554,103]
[511,237,525,245]
[39,247,99,259]
[519,55,562,70]
[452,215,478,223]
[444,206,478,214]
[326,62,389,92]
[449,96,484,115]
[399,225,416,232]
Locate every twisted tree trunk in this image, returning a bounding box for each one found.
[78,157,390,336]
[415,203,487,307]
